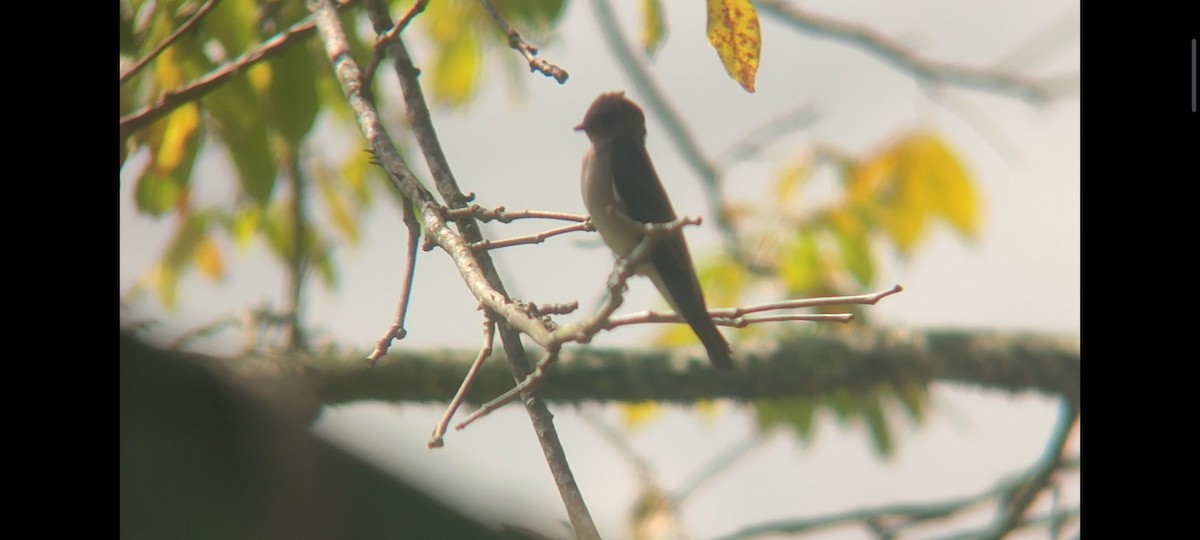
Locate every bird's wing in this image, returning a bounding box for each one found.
[608,137,732,370]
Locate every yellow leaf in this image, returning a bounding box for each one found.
[641,0,667,57]
[778,231,819,293]
[155,103,201,176]
[695,253,745,310]
[654,323,700,348]
[231,205,260,250]
[194,236,225,280]
[149,264,179,310]
[315,160,360,245]
[621,401,661,431]
[914,134,980,237]
[773,153,811,204]
[705,0,761,92]
[433,34,480,106]
[847,145,898,203]
[878,150,930,254]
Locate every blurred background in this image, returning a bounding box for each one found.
[120,0,1079,538]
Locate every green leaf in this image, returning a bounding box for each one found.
[893,381,929,424]
[314,159,360,245]
[204,71,278,205]
[778,230,819,294]
[267,38,319,147]
[206,0,257,60]
[828,387,857,425]
[861,395,893,457]
[432,33,481,106]
[753,397,817,443]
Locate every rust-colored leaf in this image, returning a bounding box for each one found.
[705,0,761,93]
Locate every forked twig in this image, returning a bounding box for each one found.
[429,314,496,447]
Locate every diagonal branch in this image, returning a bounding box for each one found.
[119,0,222,86]
[753,0,1073,105]
[429,314,496,448]
[357,1,597,537]
[120,1,353,143]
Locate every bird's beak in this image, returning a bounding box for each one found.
[573,122,586,132]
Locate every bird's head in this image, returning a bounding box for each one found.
[574,92,647,144]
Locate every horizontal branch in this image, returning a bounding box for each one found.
[228,328,1079,406]
[444,204,589,224]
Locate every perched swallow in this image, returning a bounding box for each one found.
[575,92,733,372]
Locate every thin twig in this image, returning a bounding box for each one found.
[606,311,852,331]
[166,314,243,350]
[119,0,222,86]
[444,204,589,224]
[457,217,693,428]
[719,451,1080,539]
[361,2,597,537]
[120,1,352,142]
[754,0,1067,105]
[604,285,902,330]
[476,0,569,83]
[456,347,560,430]
[429,314,496,448]
[470,222,592,251]
[363,0,429,99]
[980,399,1079,539]
[366,196,422,366]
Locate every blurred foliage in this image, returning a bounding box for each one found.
[120,0,567,315]
[640,0,667,58]
[420,0,566,105]
[651,131,979,456]
[122,0,978,458]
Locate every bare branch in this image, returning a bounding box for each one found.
[444,204,589,224]
[365,197,423,366]
[359,2,597,536]
[603,285,901,331]
[363,0,428,98]
[476,0,569,83]
[456,347,560,430]
[719,408,1079,540]
[120,1,352,142]
[119,0,221,86]
[429,314,496,448]
[470,222,593,251]
[456,217,693,428]
[753,0,1073,105]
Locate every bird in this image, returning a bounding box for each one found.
[575,92,734,372]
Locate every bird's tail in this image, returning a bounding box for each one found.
[695,320,734,373]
